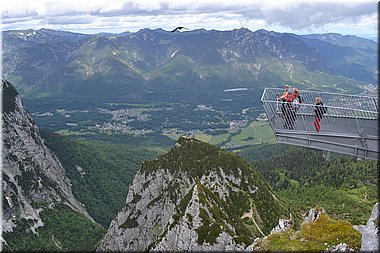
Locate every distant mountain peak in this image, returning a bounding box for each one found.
[254,28,268,33]
[137,28,154,33]
[236,27,252,32]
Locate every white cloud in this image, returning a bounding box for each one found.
[0,0,377,36]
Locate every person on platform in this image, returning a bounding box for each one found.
[313,96,327,132]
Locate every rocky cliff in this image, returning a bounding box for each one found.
[98,137,288,251]
[2,79,92,235]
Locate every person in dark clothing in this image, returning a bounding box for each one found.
[283,102,296,129]
[281,89,296,130]
[293,88,303,112]
[313,96,326,132]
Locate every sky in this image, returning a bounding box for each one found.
[1,0,378,39]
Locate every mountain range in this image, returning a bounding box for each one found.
[2,80,378,251]
[3,28,377,104]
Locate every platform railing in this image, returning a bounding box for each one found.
[261,88,379,138]
[261,88,379,112]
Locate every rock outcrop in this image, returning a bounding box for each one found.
[304,207,326,223]
[270,214,292,234]
[252,207,360,251]
[2,80,92,234]
[98,137,287,251]
[323,242,355,252]
[354,202,379,252]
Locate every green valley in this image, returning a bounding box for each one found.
[2,26,378,252]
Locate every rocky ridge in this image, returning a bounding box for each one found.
[98,137,288,251]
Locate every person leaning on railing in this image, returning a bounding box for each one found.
[279,88,296,130]
[293,88,302,111]
[313,96,327,132]
[277,85,291,101]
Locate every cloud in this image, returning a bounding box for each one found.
[255,2,376,29]
[1,0,377,35]
[45,15,97,25]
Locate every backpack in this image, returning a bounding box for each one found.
[286,93,295,102]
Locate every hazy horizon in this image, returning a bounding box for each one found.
[2,26,377,42]
[2,0,376,40]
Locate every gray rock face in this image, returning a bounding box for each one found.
[98,137,286,251]
[98,169,247,251]
[99,169,182,251]
[304,207,326,223]
[323,242,355,252]
[354,202,379,252]
[270,215,292,234]
[2,80,91,234]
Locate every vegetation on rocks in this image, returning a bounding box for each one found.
[265,213,361,251]
[141,138,290,247]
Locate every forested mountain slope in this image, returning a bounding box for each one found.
[2,80,104,251]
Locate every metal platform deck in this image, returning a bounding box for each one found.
[261,88,379,160]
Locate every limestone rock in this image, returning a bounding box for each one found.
[304,207,326,223]
[270,214,292,234]
[354,202,379,252]
[2,80,92,235]
[324,242,355,252]
[98,137,287,251]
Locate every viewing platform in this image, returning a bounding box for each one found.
[261,88,379,160]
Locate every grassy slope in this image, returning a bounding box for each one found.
[164,120,276,147]
[265,213,361,251]
[230,121,276,146]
